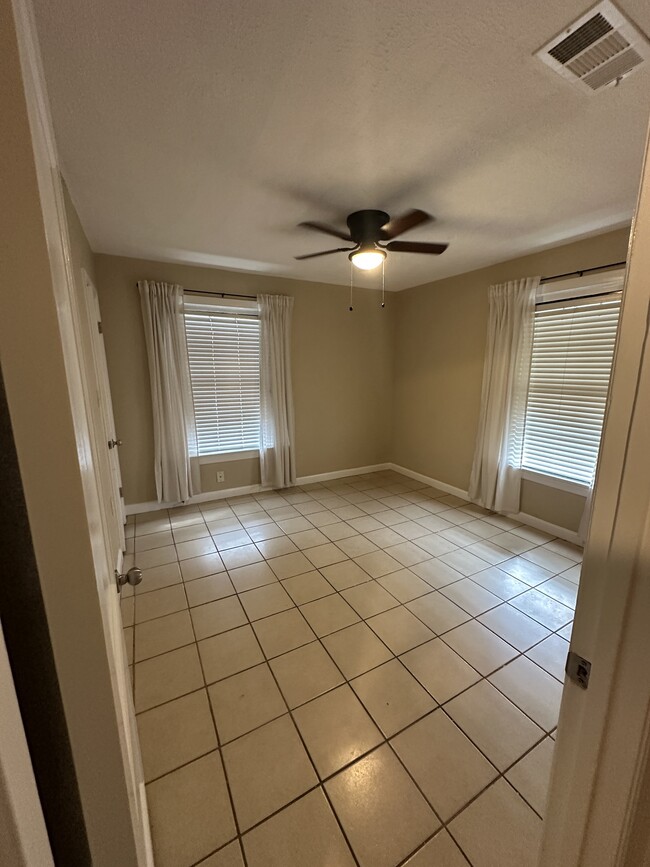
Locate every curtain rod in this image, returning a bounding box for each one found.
[540,260,626,284]
[135,284,256,301]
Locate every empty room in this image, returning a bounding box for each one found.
[2,0,650,865]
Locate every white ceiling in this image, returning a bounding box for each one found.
[34,0,650,290]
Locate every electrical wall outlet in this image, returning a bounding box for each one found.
[216,471,225,483]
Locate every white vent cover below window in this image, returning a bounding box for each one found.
[536,1,649,92]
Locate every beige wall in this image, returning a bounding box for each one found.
[392,227,630,532]
[94,254,393,504]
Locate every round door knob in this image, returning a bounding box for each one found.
[108,438,123,449]
[115,567,143,591]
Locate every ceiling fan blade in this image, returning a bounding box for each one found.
[385,240,448,255]
[295,247,355,260]
[380,209,432,240]
[299,221,352,242]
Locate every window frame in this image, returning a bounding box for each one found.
[183,294,261,461]
[520,269,624,494]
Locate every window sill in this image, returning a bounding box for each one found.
[198,449,259,465]
[521,469,590,497]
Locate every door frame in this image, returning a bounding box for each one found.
[3,0,151,863]
[539,124,650,864]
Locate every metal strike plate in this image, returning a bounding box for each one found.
[566,650,591,689]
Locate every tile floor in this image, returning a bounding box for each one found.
[121,470,581,867]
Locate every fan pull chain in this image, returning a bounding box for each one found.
[381,258,385,308]
[349,261,354,312]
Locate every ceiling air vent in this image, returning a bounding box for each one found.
[536,1,650,92]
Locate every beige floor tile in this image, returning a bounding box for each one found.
[303,542,348,568]
[252,608,316,658]
[322,622,393,679]
[499,557,553,587]
[294,685,383,778]
[197,839,245,866]
[320,560,371,591]
[544,538,583,562]
[446,681,544,771]
[366,606,435,654]
[138,562,182,594]
[227,561,277,593]
[443,620,518,675]
[401,639,481,703]
[335,534,379,557]
[351,659,436,736]
[135,644,204,712]
[489,531,536,555]
[365,527,406,548]
[177,536,217,560]
[270,641,344,708]
[136,545,177,570]
[341,581,399,618]
[383,541,431,567]
[308,510,341,528]
[465,540,512,566]
[185,572,236,607]
[121,596,134,627]
[277,516,314,534]
[405,830,470,866]
[326,744,439,867]
[378,569,434,603]
[219,544,263,571]
[213,529,253,551]
[478,603,550,651]
[180,552,226,582]
[256,537,299,560]
[172,523,210,544]
[242,788,355,867]
[393,520,431,540]
[199,624,265,684]
[207,518,244,536]
[247,523,286,543]
[489,657,563,731]
[222,715,318,831]
[526,633,568,681]
[239,582,294,621]
[135,584,187,624]
[208,663,286,743]
[449,779,542,867]
[135,609,194,661]
[320,521,359,541]
[137,689,217,782]
[440,578,502,616]
[348,515,385,533]
[147,751,236,867]
[299,594,360,637]
[510,589,573,630]
[288,528,329,550]
[268,551,313,580]
[354,550,403,578]
[469,565,528,601]
[521,547,574,575]
[506,737,555,816]
[538,575,578,608]
[393,709,497,820]
[413,532,458,558]
[411,558,464,589]
[281,570,335,604]
[191,596,247,641]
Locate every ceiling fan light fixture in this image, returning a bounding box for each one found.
[349,246,386,271]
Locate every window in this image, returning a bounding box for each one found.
[184,299,260,456]
[521,279,622,488]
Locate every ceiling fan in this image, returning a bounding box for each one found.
[295,209,448,270]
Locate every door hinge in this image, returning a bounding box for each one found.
[566,650,591,689]
[97,320,103,333]
[119,486,123,497]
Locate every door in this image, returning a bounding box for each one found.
[81,268,126,562]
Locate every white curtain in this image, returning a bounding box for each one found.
[258,294,296,489]
[138,281,200,503]
[468,277,540,512]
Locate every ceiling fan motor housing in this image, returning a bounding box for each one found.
[346,210,390,244]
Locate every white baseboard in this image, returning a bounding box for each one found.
[388,462,581,544]
[387,463,469,500]
[125,463,392,515]
[296,463,391,486]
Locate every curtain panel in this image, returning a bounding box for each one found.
[468,276,540,513]
[138,280,200,503]
[258,294,296,489]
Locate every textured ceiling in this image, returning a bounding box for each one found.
[33,0,650,290]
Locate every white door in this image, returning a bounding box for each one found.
[81,268,126,561]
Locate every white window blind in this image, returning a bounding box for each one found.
[521,292,621,486]
[184,307,260,456]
